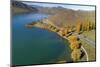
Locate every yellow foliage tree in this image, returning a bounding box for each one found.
[68,35,78,43]
[92,22,96,29]
[64,27,69,36]
[89,22,93,30]
[70,41,80,50]
[71,49,82,61]
[76,22,82,33]
[86,21,90,31]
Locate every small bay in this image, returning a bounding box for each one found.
[12,13,72,65]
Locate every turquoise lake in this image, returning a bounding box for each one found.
[12,13,72,65]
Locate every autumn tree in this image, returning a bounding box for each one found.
[59,28,65,36]
[85,20,95,31]
[71,49,82,61]
[49,25,54,30]
[86,21,90,31]
[81,21,86,32]
[70,41,81,50]
[89,22,93,30]
[63,27,69,36]
[55,29,60,32]
[76,21,82,33]
[83,22,87,31]
[92,22,96,29]
[59,28,67,36]
[68,35,78,43]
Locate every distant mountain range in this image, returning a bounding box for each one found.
[12,1,95,27]
[45,9,95,27]
[12,1,38,14]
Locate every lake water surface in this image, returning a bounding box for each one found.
[12,13,72,65]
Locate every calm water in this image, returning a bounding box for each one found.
[12,13,71,65]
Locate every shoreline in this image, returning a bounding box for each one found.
[26,21,95,62]
[26,22,73,63]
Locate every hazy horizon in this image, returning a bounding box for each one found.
[22,2,95,11]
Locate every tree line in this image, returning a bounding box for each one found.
[76,20,95,33]
[68,35,82,61]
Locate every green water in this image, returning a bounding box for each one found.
[12,13,72,65]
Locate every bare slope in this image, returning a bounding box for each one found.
[12,1,38,14]
[42,9,95,28]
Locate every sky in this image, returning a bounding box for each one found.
[23,2,95,11]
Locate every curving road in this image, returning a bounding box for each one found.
[56,32,89,61]
[73,33,96,61]
[81,46,89,61]
[73,33,95,48]
[78,34,95,48]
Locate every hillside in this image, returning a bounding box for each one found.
[12,1,38,14]
[29,5,95,28]
[12,1,95,28]
[41,9,95,28]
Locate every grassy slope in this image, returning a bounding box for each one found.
[81,30,96,61]
[81,40,96,61]
[37,6,95,28]
[80,30,96,61]
[82,30,96,42]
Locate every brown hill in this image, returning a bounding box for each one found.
[42,8,95,28]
